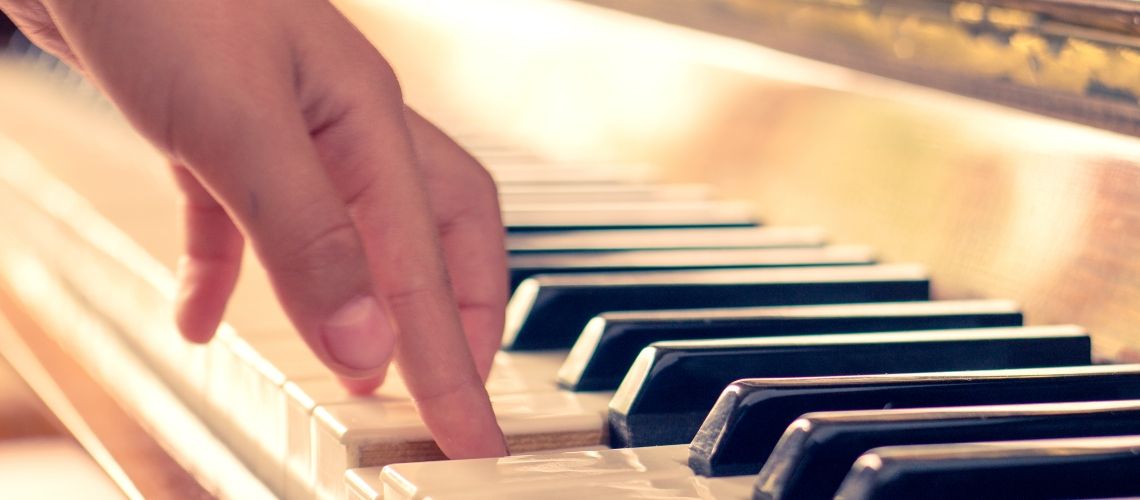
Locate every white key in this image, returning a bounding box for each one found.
[346,446,614,499]
[201,332,292,494]
[284,351,566,499]
[313,391,612,500]
[379,444,757,500]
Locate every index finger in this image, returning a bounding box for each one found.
[294,5,507,458]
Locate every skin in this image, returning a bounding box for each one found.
[0,0,510,458]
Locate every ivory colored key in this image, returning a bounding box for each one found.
[311,391,614,500]
[507,245,875,290]
[690,363,1140,478]
[502,201,758,231]
[755,400,1140,500]
[504,264,931,351]
[201,333,296,494]
[376,444,757,500]
[506,226,826,253]
[835,436,1140,500]
[608,326,1091,448]
[348,446,613,499]
[282,351,565,500]
[560,300,1023,391]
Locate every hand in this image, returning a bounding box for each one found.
[1,0,509,458]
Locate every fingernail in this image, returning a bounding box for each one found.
[321,296,395,373]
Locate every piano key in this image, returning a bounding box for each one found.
[201,333,294,494]
[756,400,1140,500]
[507,245,875,290]
[311,391,613,500]
[380,444,694,500]
[506,226,826,253]
[834,436,1140,500]
[690,363,1140,478]
[503,263,931,351]
[609,326,1091,448]
[282,351,564,500]
[498,183,712,204]
[488,164,651,184]
[346,466,390,500]
[502,201,758,231]
[359,445,618,500]
[559,299,1023,391]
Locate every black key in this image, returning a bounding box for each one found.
[559,300,1023,391]
[689,363,1140,478]
[503,264,930,351]
[833,436,1140,500]
[506,226,825,254]
[609,326,1090,448]
[503,202,757,232]
[508,245,874,290]
[756,400,1140,500]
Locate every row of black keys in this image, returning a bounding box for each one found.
[502,223,1140,500]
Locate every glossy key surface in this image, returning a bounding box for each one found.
[559,300,1023,391]
[503,264,931,350]
[690,364,1140,477]
[756,400,1140,500]
[507,245,874,290]
[834,436,1140,500]
[505,226,825,253]
[502,201,757,231]
[609,326,1091,448]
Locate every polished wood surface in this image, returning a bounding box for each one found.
[582,0,1140,137]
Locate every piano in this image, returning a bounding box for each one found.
[3,0,1140,498]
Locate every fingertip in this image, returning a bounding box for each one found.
[415,383,509,459]
[337,375,384,396]
[174,306,217,343]
[175,258,222,343]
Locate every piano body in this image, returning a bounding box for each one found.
[3,0,1140,498]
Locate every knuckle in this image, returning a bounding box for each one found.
[467,163,499,198]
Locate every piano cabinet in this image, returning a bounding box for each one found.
[3,0,1140,498]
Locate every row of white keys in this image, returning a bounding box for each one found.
[202,271,611,500]
[363,445,756,500]
[1,92,633,498]
[0,135,275,497]
[305,354,611,500]
[194,268,614,500]
[280,350,564,498]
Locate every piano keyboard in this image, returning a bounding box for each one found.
[3,30,1140,500]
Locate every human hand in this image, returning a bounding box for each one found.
[1,0,509,458]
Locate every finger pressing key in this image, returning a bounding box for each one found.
[296,2,508,458]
